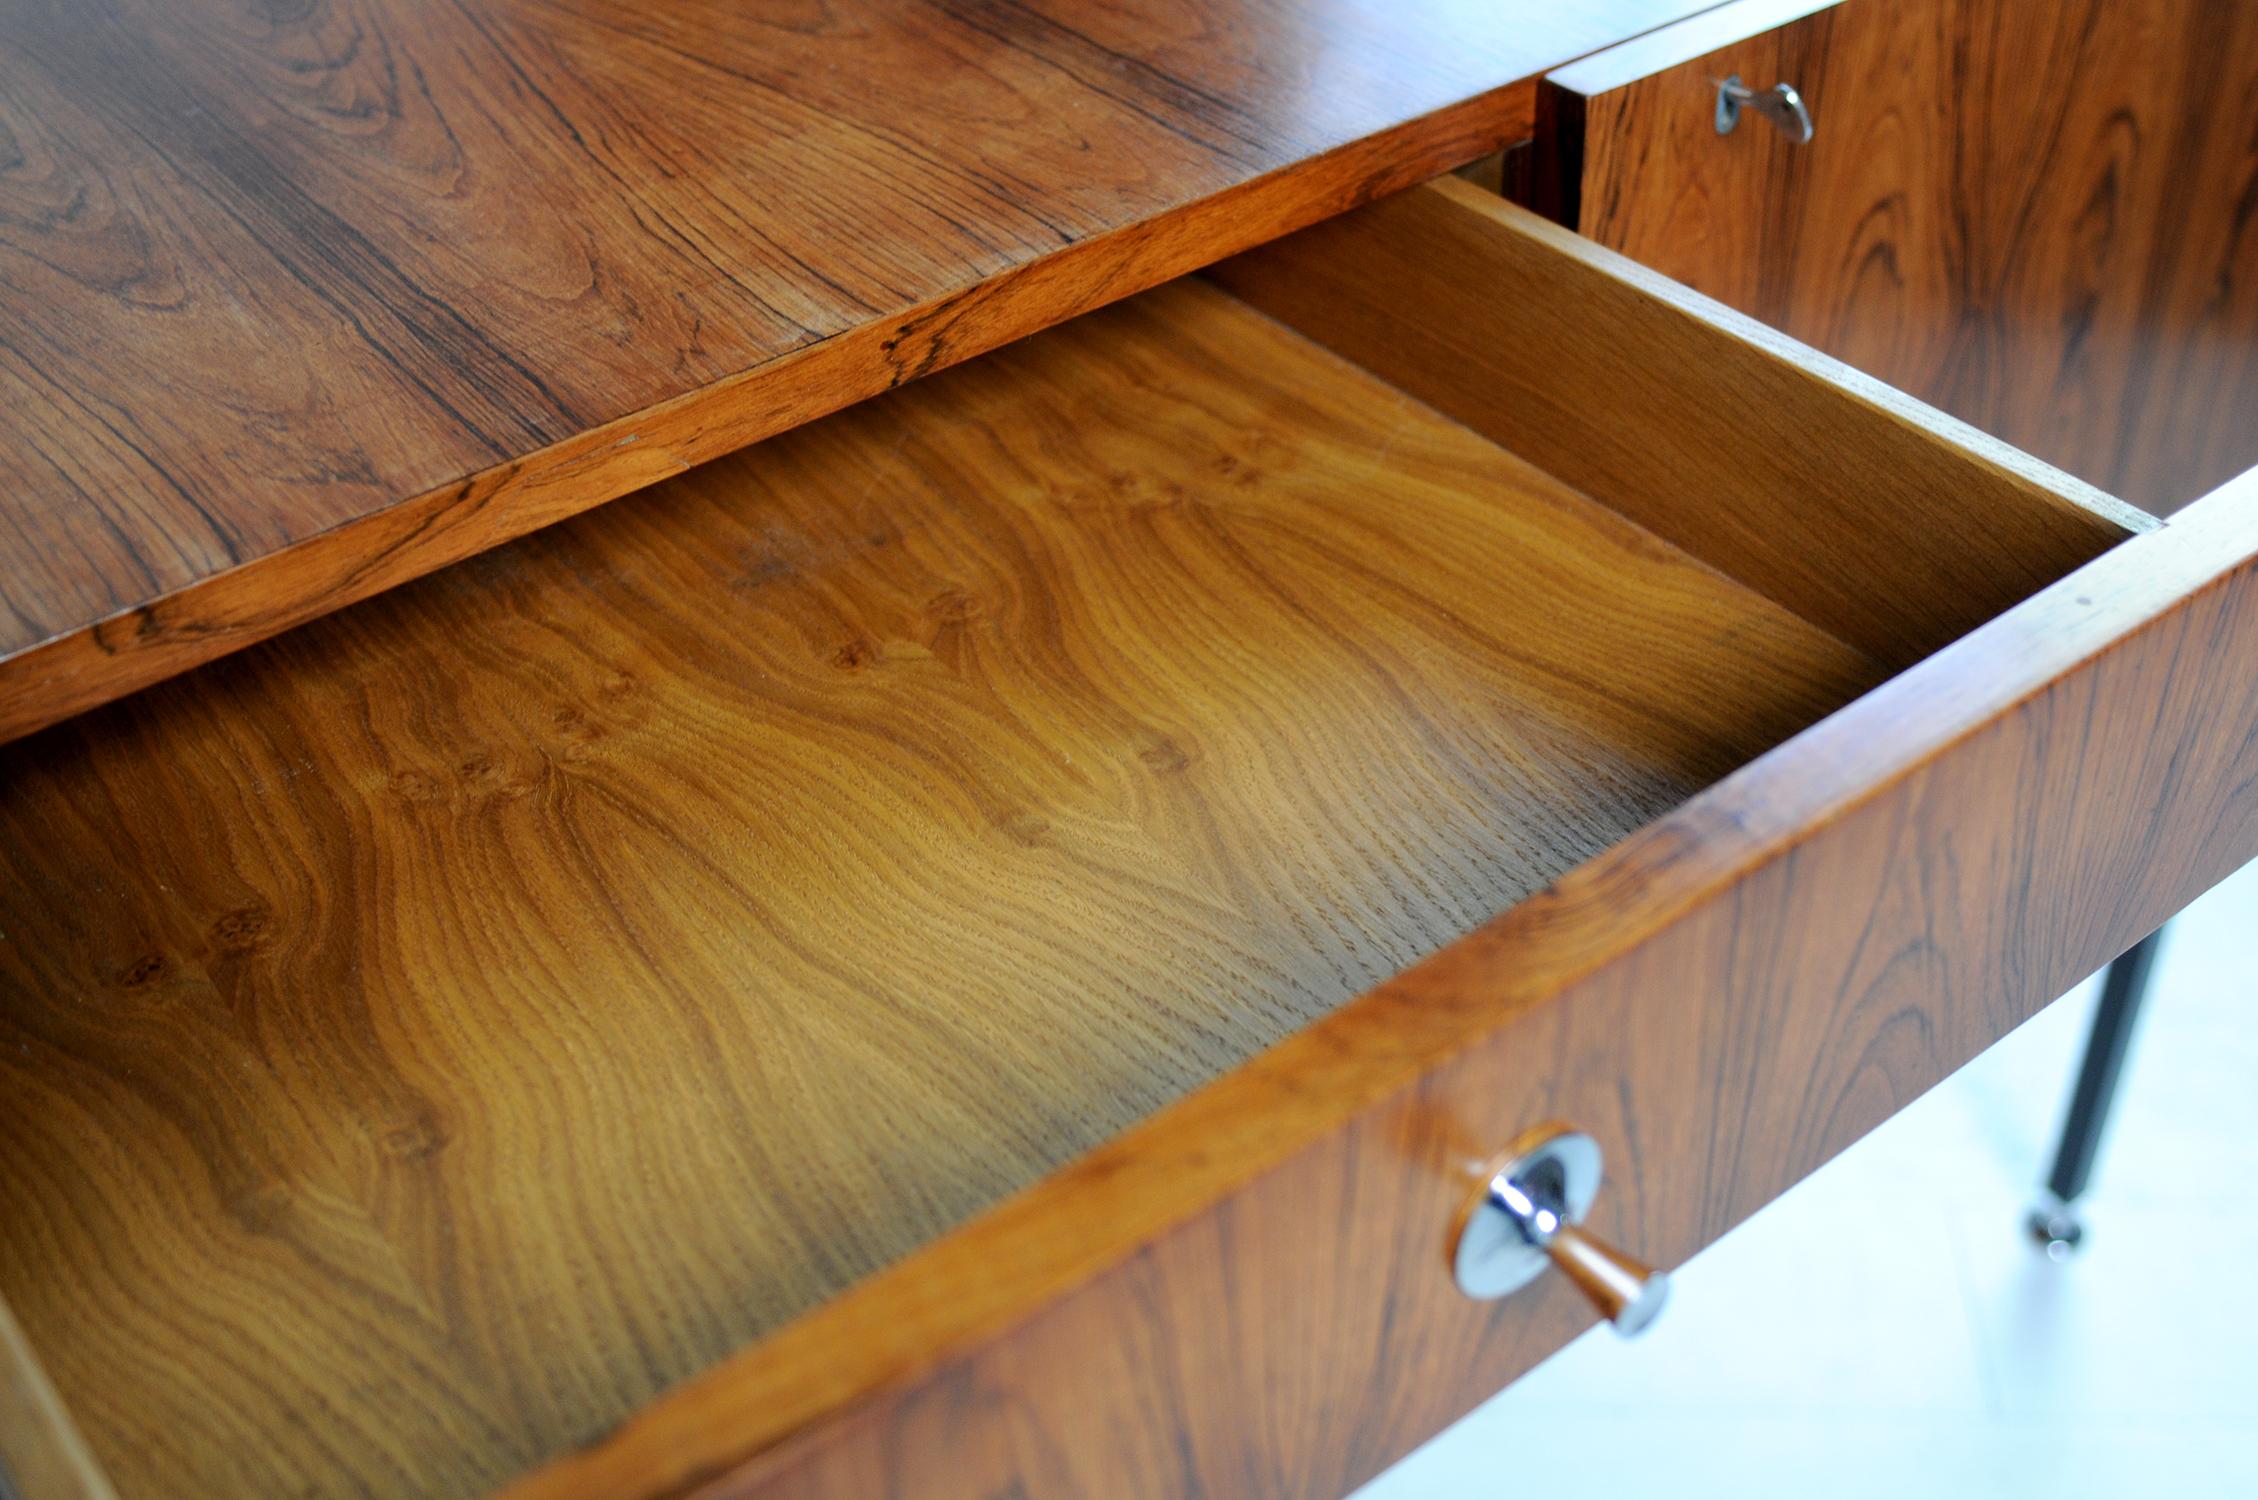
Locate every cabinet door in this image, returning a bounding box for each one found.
[1531,0,2258,514]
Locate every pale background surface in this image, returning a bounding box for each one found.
[1360,858,2258,1499]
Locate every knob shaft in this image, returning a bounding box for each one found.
[1545,1222,1669,1336]
[1451,1126,1670,1337]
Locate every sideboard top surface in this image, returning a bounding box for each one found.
[0,0,1705,739]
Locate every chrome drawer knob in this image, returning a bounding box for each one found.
[1452,1126,1670,1337]
[1715,75,1815,144]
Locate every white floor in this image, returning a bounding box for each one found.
[1358,859,2258,1500]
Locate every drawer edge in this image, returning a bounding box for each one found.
[1547,0,1847,98]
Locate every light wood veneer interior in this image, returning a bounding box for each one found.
[1208,180,2153,671]
[0,180,2142,1500]
[0,273,1879,1500]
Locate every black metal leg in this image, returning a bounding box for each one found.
[2026,926,2164,1255]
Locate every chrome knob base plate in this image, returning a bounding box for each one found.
[1452,1125,1670,1337]
[1453,1129,1601,1300]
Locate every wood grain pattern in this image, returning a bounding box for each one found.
[0,1295,114,1500]
[0,277,1878,1500]
[1208,179,2151,670]
[1541,0,2258,515]
[520,471,2258,1500]
[0,0,1713,743]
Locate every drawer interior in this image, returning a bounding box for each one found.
[0,182,2145,1500]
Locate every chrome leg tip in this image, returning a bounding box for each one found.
[2024,1201,2085,1260]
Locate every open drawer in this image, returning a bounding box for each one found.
[5,178,2257,1500]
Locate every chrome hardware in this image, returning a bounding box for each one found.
[1452,1126,1670,1336]
[1715,75,1814,143]
[2025,1190,2085,1261]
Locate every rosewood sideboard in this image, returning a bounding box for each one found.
[4,2,2256,1498]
